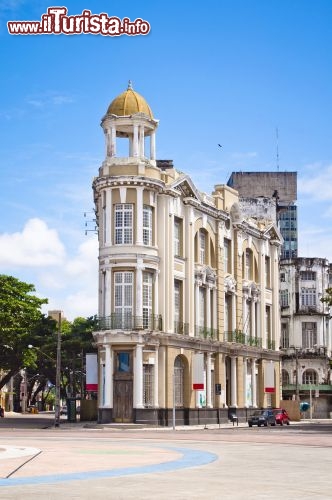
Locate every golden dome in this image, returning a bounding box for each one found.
[107,81,153,118]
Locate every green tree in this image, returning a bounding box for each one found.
[0,275,49,389]
[321,288,332,306]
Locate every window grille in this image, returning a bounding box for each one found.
[115,204,133,244]
[143,205,152,246]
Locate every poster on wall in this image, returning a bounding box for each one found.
[264,361,275,393]
[86,353,98,392]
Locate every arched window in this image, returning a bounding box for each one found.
[174,356,184,407]
[302,369,318,385]
[282,369,289,385]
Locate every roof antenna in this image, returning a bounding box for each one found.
[276,127,280,172]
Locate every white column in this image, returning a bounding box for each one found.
[231,293,237,332]
[251,359,257,407]
[104,268,111,317]
[206,353,212,408]
[154,347,159,408]
[212,288,217,332]
[110,125,116,157]
[251,300,256,339]
[154,271,159,322]
[133,124,139,157]
[243,357,248,407]
[158,346,166,407]
[206,285,211,332]
[136,187,143,245]
[134,343,144,408]
[136,260,143,324]
[231,356,237,407]
[150,131,156,160]
[129,135,133,157]
[104,188,112,246]
[104,345,112,407]
[105,129,111,157]
[139,125,145,157]
[195,283,200,336]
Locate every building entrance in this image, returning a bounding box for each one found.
[113,351,133,423]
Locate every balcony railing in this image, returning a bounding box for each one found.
[174,321,189,335]
[194,326,218,340]
[224,331,262,348]
[97,314,162,331]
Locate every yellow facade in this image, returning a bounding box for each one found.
[93,84,282,425]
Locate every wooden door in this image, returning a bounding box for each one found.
[113,351,133,423]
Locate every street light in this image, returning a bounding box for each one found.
[55,312,62,427]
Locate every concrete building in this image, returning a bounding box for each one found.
[280,257,332,417]
[92,83,283,425]
[227,171,298,259]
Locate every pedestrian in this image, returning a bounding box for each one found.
[0,406,4,418]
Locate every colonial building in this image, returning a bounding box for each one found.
[280,257,332,417]
[92,83,283,425]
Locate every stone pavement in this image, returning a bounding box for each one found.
[0,415,332,499]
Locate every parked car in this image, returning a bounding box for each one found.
[273,408,290,425]
[248,409,276,427]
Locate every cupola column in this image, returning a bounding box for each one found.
[150,131,156,160]
[139,125,145,157]
[110,125,116,157]
[133,124,139,157]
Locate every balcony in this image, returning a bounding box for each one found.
[174,321,189,335]
[97,314,162,331]
[224,331,262,348]
[282,384,332,392]
[194,326,218,340]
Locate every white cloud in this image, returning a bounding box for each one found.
[25,92,74,109]
[298,164,332,201]
[0,218,65,268]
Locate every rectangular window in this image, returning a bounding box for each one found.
[143,205,153,246]
[174,280,183,333]
[245,249,251,280]
[280,289,289,307]
[174,218,182,256]
[281,323,289,348]
[143,272,153,329]
[300,271,316,281]
[224,239,230,273]
[115,204,133,244]
[302,322,317,348]
[265,256,271,288]
[114,272,133,327]
[301,288,316,307]
[200,230,206,264]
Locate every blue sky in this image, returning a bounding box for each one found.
[1,0,332,320]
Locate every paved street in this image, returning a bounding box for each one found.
[1,414,332,499]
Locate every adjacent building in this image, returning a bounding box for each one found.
[227,171,298,259]
[92,84,283,425]
[280,258,332,417]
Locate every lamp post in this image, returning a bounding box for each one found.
[54,312,62,427]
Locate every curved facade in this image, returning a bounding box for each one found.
[92,86,283,425]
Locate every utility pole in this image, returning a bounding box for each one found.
[54,312,62,427]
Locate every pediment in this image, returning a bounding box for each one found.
[170,175,201,202]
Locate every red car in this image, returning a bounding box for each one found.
[273,408,290,425]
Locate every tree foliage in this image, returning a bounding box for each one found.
[0,275,49,389]
[321,287,332,306]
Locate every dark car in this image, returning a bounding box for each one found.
[248,409,276,427]
[273,408,290,426]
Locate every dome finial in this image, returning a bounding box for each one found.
[128,80,133,90]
